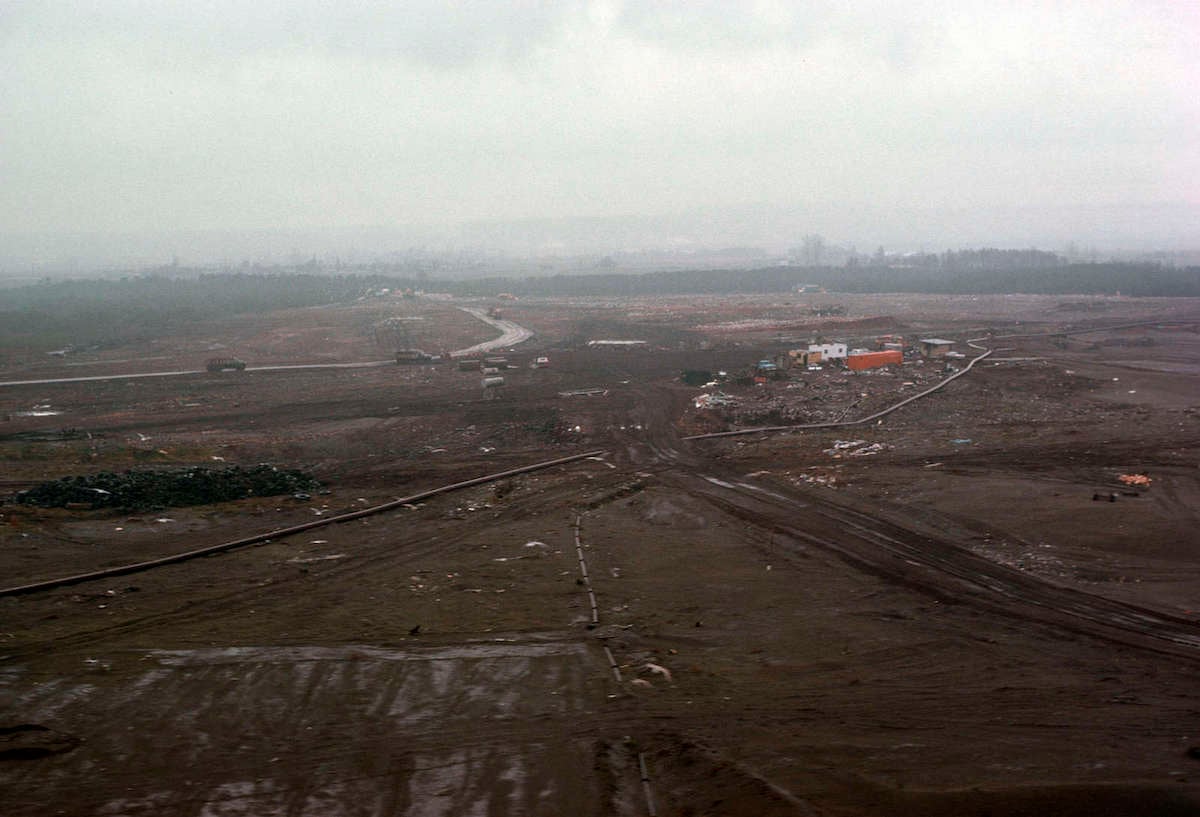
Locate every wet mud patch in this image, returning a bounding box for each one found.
[625,489,713,529]
[641,734,806,817]
[0,724,79,760]
[858,781,1200,817]
[0,640,608,816]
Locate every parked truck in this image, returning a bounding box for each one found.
[206,358,246,372]
[395,349,436,364]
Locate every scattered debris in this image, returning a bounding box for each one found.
[643,662,673,683]
[1118,474,1152,487]
[823,440,889,458]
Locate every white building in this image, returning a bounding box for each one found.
[808,342,848,360]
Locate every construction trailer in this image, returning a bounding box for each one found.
[918,338,956,357]
[788,349,824,366]
[457,359,482,371]
[395,349,435,364]
[846,350,903,371]
[808,342,848,360]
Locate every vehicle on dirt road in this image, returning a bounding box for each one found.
[206,358,247,372]
[395,349,437,364]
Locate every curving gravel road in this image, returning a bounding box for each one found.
[0,308,535,388]
[451,307,534,357]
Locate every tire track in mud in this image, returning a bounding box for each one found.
[1,642,617,817]
[667,469,1200,659]
[2,454,660,815]
[1,460,633,661]
[613,375,1200,659]
[0,450,607,598]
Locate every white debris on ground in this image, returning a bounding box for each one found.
[824,440,891,458]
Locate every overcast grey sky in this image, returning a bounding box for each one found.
[2,1,1196,261]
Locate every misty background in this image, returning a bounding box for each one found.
[2,1,1197,275]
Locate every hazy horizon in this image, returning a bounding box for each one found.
[3,2,1196,269]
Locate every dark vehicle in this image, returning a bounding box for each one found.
[206,357,246,372]
[395,349,435,364]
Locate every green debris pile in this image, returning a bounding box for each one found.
[16,465,321,511]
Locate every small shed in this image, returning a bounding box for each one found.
[918,338,956,358]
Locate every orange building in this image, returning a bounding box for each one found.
[846,350,903,371]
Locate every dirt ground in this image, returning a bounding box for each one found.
[2,292,1199,816]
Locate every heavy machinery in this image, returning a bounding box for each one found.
[395,349,436,364]
[206,358,246,372]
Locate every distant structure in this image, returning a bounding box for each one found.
[395,349,435,364]
[206,357,246,372]
[587,340,647,348]
[919,338,956,357]
[481,375,505,399]
[808,342,848,360]
[847,350,903,371]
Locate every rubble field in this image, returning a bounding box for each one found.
[1,292,1199,817]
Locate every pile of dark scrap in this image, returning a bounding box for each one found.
[14,465,320,511]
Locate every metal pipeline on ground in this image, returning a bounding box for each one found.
[684,348,993,441]
[0,449,607,597]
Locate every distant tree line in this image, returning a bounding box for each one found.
[0,273,393,349]
[447,262,1199,298]
[1,262,1195,351]
[854,248,1066,270]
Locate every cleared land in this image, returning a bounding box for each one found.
[2,292,1199,816]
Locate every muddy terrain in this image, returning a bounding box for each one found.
[2,293,1199,816]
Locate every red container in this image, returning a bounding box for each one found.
[847,350,903,370]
